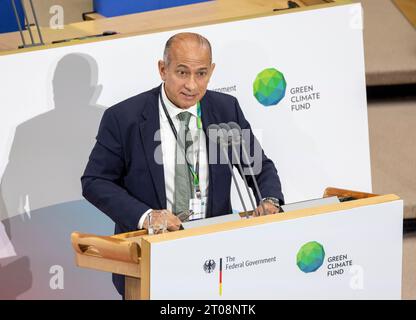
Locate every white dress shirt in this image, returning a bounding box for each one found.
[138,84,209,228]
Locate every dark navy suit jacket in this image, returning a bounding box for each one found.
[81,85,284,296]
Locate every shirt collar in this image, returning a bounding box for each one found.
[161,83,198,120]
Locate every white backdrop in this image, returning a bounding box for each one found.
[0,3,370,215]
[0,3,370,299]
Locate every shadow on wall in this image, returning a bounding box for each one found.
[0,53,118,299]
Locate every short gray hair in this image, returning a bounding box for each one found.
[163,32,212,65]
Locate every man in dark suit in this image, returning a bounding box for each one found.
[81,32,284,297]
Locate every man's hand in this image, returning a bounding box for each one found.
[142,209,182,232]
[252,201,280,217]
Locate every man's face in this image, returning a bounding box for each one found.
[158,39,215,109]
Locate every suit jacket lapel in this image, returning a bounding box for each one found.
[139,86,167,209]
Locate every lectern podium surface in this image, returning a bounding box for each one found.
[71,188,403,299]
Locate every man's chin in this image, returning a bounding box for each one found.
[178,99,198,109]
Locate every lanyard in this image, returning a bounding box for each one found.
[159,87,202,197]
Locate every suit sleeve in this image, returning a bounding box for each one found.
[81,109,151,231]
[233,97,285,205]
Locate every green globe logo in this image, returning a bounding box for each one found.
[297,241,325,273]
[253,68,287,106]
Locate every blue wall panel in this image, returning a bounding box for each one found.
[0,0,25,34]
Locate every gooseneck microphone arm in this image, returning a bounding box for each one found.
[230,145,257,211]
[208,124,248,214]
[219,123,257,217]
[228,122,266,215]
[240,137,266,213]
[220,143,248,213]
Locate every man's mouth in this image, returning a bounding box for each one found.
[181,92,197,99]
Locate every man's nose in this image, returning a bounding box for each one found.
[184,75,197,91]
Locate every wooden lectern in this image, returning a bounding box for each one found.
[71,187,403,300]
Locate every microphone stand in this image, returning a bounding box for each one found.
[209,124,249,214]
[219,123,256,218]
[11,0,44,49]
[227,122,266,216]
[240,136,266,215]
[219,139,248,214]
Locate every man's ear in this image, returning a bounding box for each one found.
[158,60,166,81]
[209,63,216,78]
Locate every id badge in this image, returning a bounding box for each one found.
[189,197,207,220]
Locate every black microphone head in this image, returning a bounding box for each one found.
[218,123,232,145]
[207,124,222,145]
[218,122,231,131]
[207,123,231,146]
[218,127,230,146]
[228,122,242,133]
[227,122,242,145]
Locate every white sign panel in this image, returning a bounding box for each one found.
[0,3,369,216]
[150,200,403,299]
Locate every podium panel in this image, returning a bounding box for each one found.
[147,199,402,299]
[71,189,403,300]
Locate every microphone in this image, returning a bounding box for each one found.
[207,124,248,214]
[208,122,267,218]
[227,122,266,216]
[218,123,257,217]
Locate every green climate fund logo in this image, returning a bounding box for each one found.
[253,68,287,107]
[297,241,325,273]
